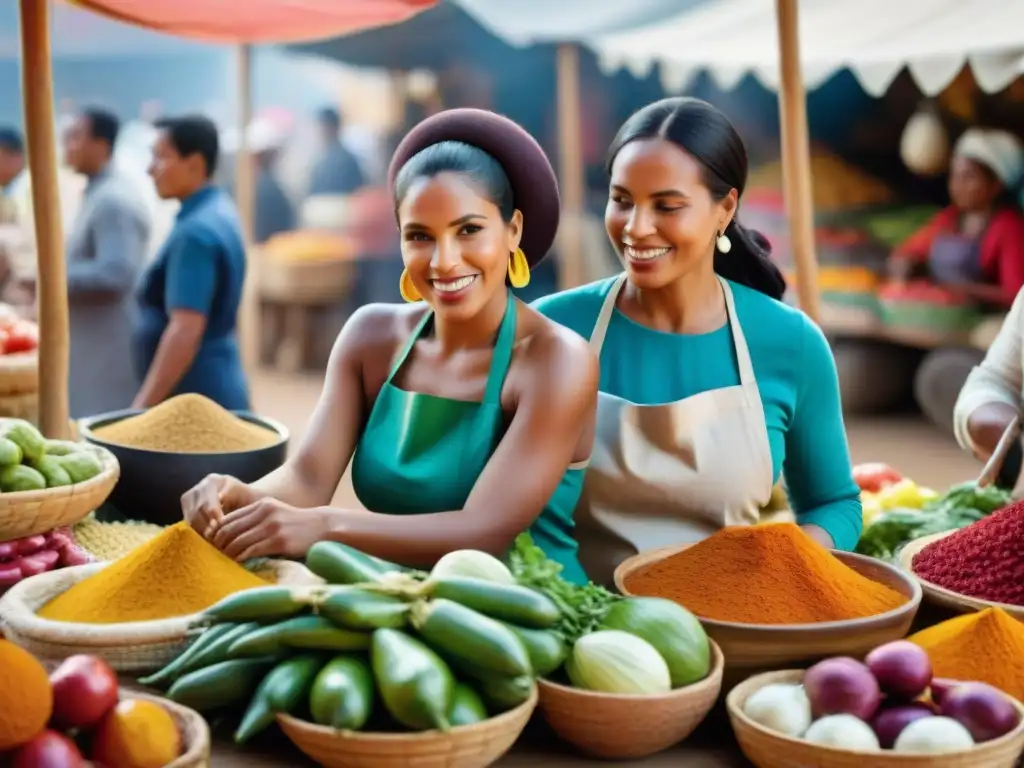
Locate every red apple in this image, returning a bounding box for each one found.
[10,730,86,768]
[49,655,119,730]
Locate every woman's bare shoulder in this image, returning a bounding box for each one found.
[517,303,599,393]
[334,302,428,360]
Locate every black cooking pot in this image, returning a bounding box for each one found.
[78,409,289,527]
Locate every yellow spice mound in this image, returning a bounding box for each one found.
[39,521,267,624]
[93,393,279,453]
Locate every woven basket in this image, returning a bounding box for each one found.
[0,559,317,673]
[0,351,38,396]
[727,669,1024,768]
[258,253,355,305]
[0,442,119,542]
[0,391,37,421]
[535,640,724,760]
[277,685,538,768]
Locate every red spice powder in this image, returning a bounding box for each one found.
[912,500,1024,606]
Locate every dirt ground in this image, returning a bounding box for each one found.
[250,369,980,500]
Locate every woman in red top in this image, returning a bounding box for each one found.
[890,128,1024,308]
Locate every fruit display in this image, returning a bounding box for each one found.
[0,310,39,356]
[0,421,104,493]
[0,646,183,767]
[0,527,92,591]
[855,464,1010,561]
[742,640,1021,754]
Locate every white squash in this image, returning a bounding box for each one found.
[901,107,950,177]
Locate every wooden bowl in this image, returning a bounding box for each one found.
[535,640,724,760]
[899,532,1024,621]
[276,685,537,768]
[727,669,1024,768]
[615,545,922,678]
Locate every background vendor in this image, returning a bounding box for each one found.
[535,98,861,587]
[889,128,1024,308]
[181,109,597,583]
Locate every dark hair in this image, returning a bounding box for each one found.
[317,107,342,134]
[82,108,120,152]
[155,115,219,177]
[0,127,23,154]
[393,140,515,222]
[607,97,786,300]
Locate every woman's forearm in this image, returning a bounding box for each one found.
[322,507,516,567]
[250,460,334,509]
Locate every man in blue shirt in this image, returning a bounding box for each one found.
[134,115,250,410]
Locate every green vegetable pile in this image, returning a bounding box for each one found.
[0,420,103,492]
[856,482,1011,561]
[143,541,563,744]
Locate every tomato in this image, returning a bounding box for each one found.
[852,463,904,493]
[5,320,38,354]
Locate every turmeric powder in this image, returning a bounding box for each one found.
[38,522,267,624]
[909,608,1024,702]
[623,523,907,624]
[92,394,279,453]
[0,639,53,750]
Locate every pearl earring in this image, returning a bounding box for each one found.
[716,232,732,254]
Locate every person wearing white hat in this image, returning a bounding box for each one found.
[889,128,1024,308]
[221,117,296,244]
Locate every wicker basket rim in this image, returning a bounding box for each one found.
[726,668,1024,758]
[536,639,724,702]
[0,562,201,643]
[0,440,119,504]
[277,684,538,742]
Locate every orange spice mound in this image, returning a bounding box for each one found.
[622,523,907,625]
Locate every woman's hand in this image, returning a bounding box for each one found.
[966,402,1019,460]
[181,473,266,540]
[211,499,338,561]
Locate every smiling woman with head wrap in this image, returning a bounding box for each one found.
[890,128,1024,308]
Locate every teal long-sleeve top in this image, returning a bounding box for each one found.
[533,276,863,551]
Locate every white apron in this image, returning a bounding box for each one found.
[575,274,776,587]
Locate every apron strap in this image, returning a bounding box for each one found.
[482,290,518,404]
[589,273,629,353]
[385,308,434,384]
[719,277,757,387]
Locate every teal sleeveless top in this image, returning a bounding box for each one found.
[350,293,588,584]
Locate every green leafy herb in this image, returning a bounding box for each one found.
[507,533,620,643]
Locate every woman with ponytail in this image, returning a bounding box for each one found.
[535,97,860,586]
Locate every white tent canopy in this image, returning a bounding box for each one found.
[589,0,1024,96]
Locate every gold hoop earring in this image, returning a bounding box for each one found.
[399,269,421,302]
[508,248,531,288]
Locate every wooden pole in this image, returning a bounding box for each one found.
[555,43,585,291]
[18,0,71,438]
[235,45,258,372]
[774,0,820,321]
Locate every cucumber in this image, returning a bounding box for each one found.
[318,588,409,630]
[167,656,278,712]
[185,622,260,672]
[475,674,535,714]
[235,654,325,744]
[139,623,236,689]
[229,616,370,657]
[205,586,316,623]
[371,629,454,731]
[411,599,531,677]
[499,622,568,677]
[309,655,375,730]
[447,683,487,727]
[428,577,559,628]
[307,541,389,585]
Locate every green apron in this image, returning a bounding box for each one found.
[351,293,587,584]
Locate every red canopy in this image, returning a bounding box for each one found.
[64,0,437,44]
